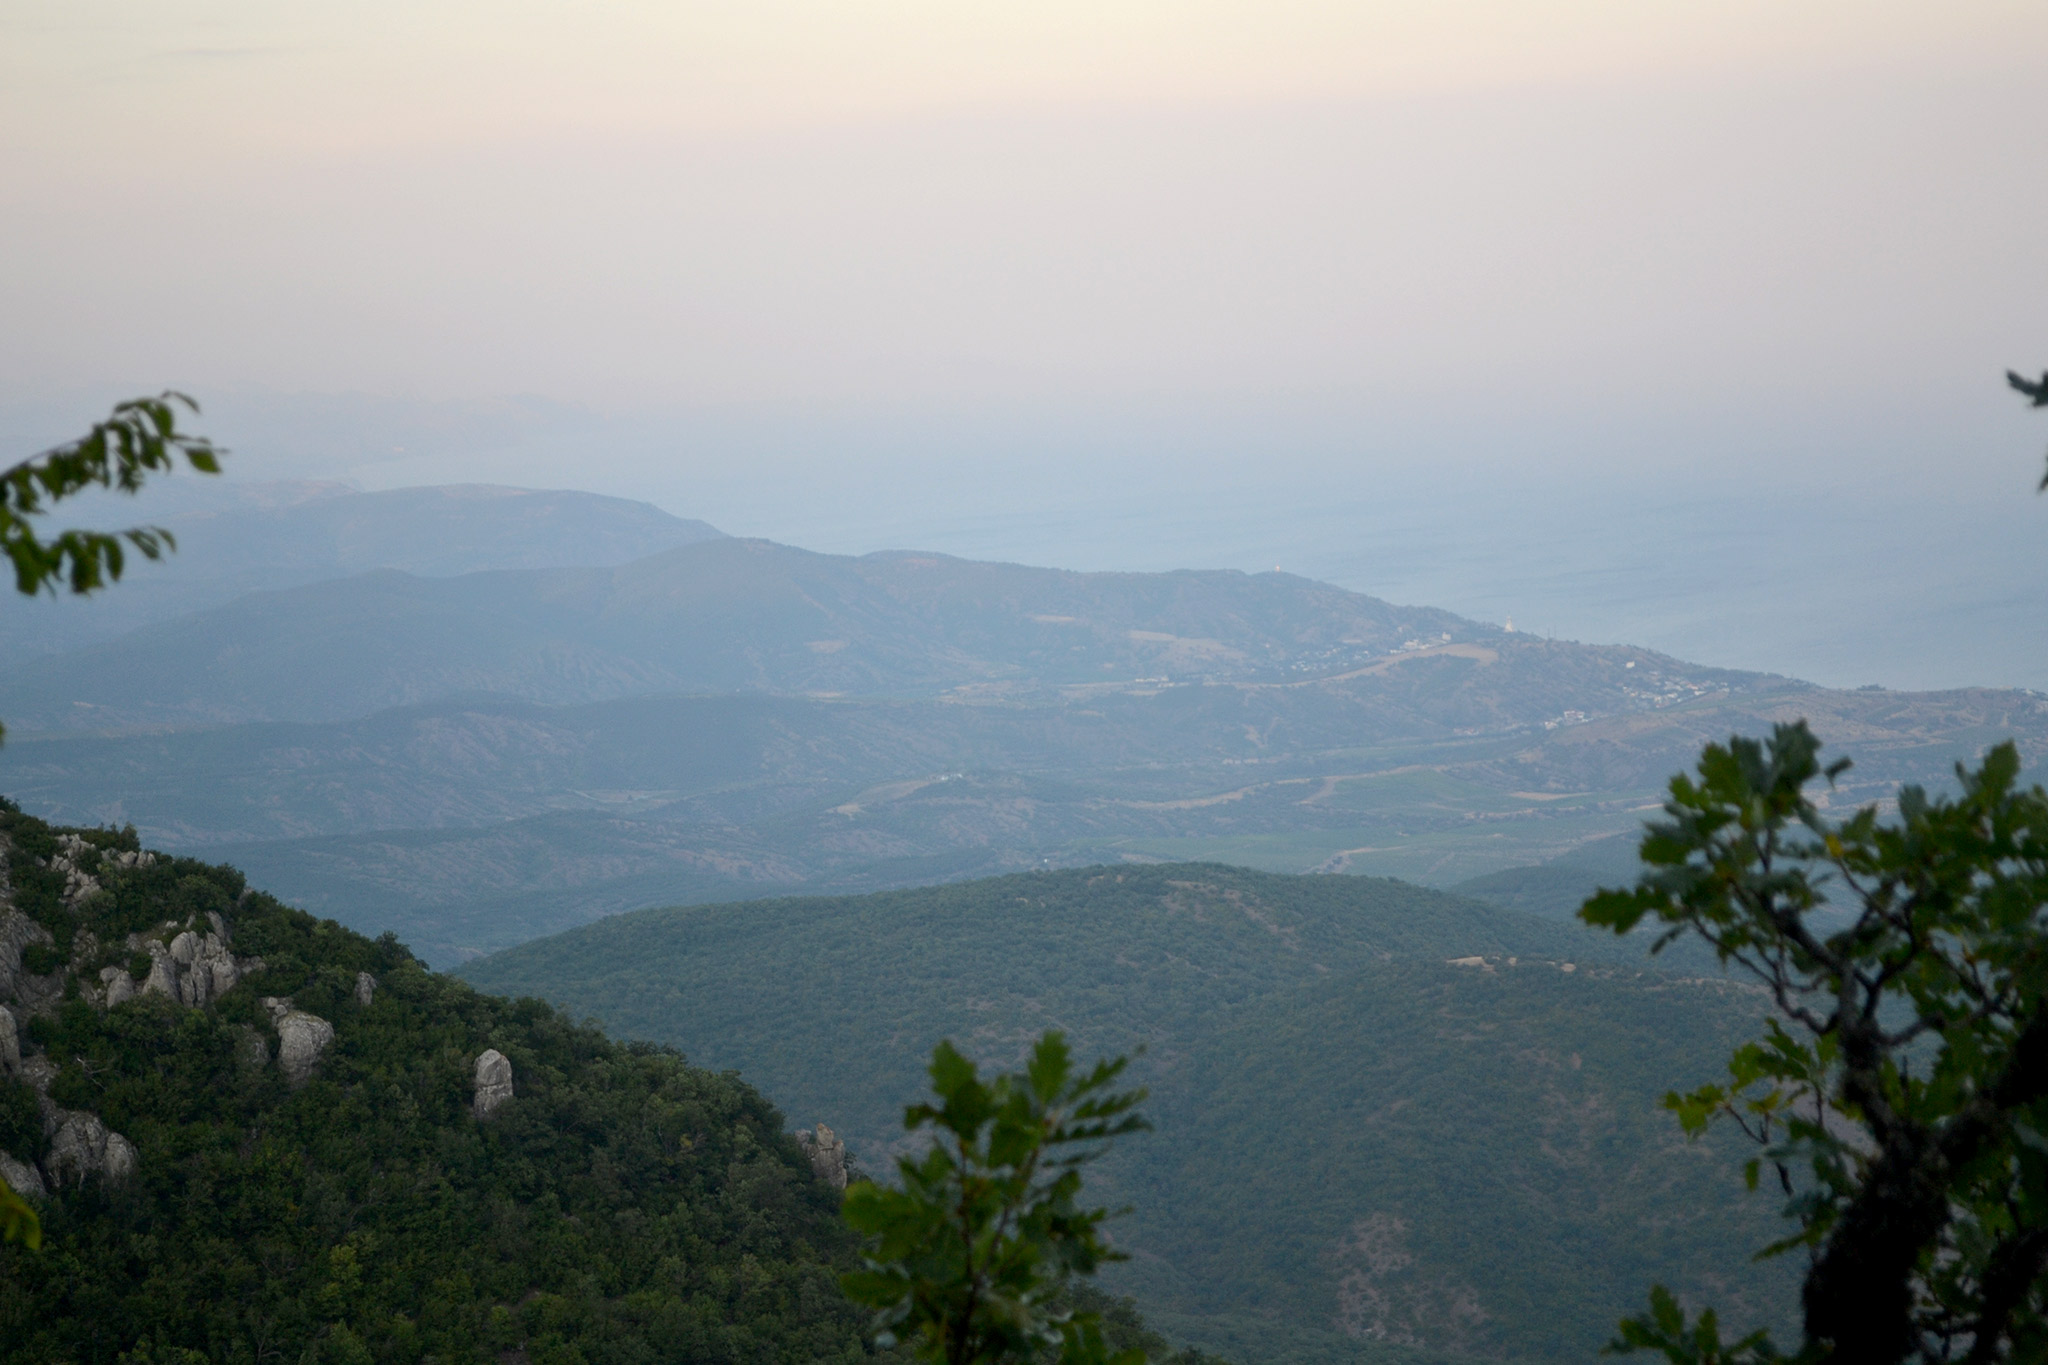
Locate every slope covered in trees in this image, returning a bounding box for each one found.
[461,864,1799,1364]
[0,799,867,1365]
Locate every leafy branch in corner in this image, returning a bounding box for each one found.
[0,390,223,746]
[2008,368,2048,489]
[2,391,223,599]
[1583,721,2048,1363]
[841,1032,1151,1365]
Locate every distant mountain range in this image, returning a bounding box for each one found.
[0,533,1489,730]
[4,482,2045,964]
[0,481,722,664]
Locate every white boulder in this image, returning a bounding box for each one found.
[798,1123,849,1189]
[276,1012,335,1088]
[0,1150,45,1200]
[43,1111,137,1188]
[473,1049,514,1120]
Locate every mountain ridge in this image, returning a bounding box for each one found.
[0,481,724,667]
[0,537,1496,732]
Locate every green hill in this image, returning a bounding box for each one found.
[460,864,1798,1365]
[0,799,867,1365]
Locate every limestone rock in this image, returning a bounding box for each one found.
[798,1123,848,1190]
[0,1149,45,1201]
[0,1004,16,1073]
[354,971,377,1007]
[104,848,155,874]
[275,1011,335,1088]
[129,926,252,1010]
[43,1111,137,1187]
[140,949,180,1001]
[101,966,136,1007]
[47,833,103,909]
[0,910,56,1009]
[103,1130,139,1182]
[473,1049,513,1120]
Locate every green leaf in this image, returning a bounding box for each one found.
[0,1171,40,1251]
[843,1030,1148,1365]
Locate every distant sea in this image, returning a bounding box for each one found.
[798,475,2048,696]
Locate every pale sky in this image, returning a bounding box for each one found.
[5,2,2048,688]
[5,1,2043,411]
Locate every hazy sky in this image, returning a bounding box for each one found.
[5,3,2048,687]
[7,1,2043,410]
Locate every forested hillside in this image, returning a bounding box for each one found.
[0,800,866,1365]
[461,864,1799,1365]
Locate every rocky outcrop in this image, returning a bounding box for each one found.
[100,965,135,1007]
[43,1111,138,1188]
[0,910,57,1012]
[0,1150,45,1200]
[265,998,334,1088]
[473,1049,513,1120]
[1,1020,136,1189]
[47,833,103,909]
[797,1123,848,1190]
[42,835,154,914]
[134,917,253,1009]
[0,836,258,1200]
[355,972,377,1007]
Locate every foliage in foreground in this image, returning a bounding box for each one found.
[0,392,225,1238]
[0,801,867,1364]
[841,1033,1150,1365]
[1583,722,2048,1363]
[0,391,222,606]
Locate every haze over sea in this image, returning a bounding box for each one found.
[6,384,2043,695]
